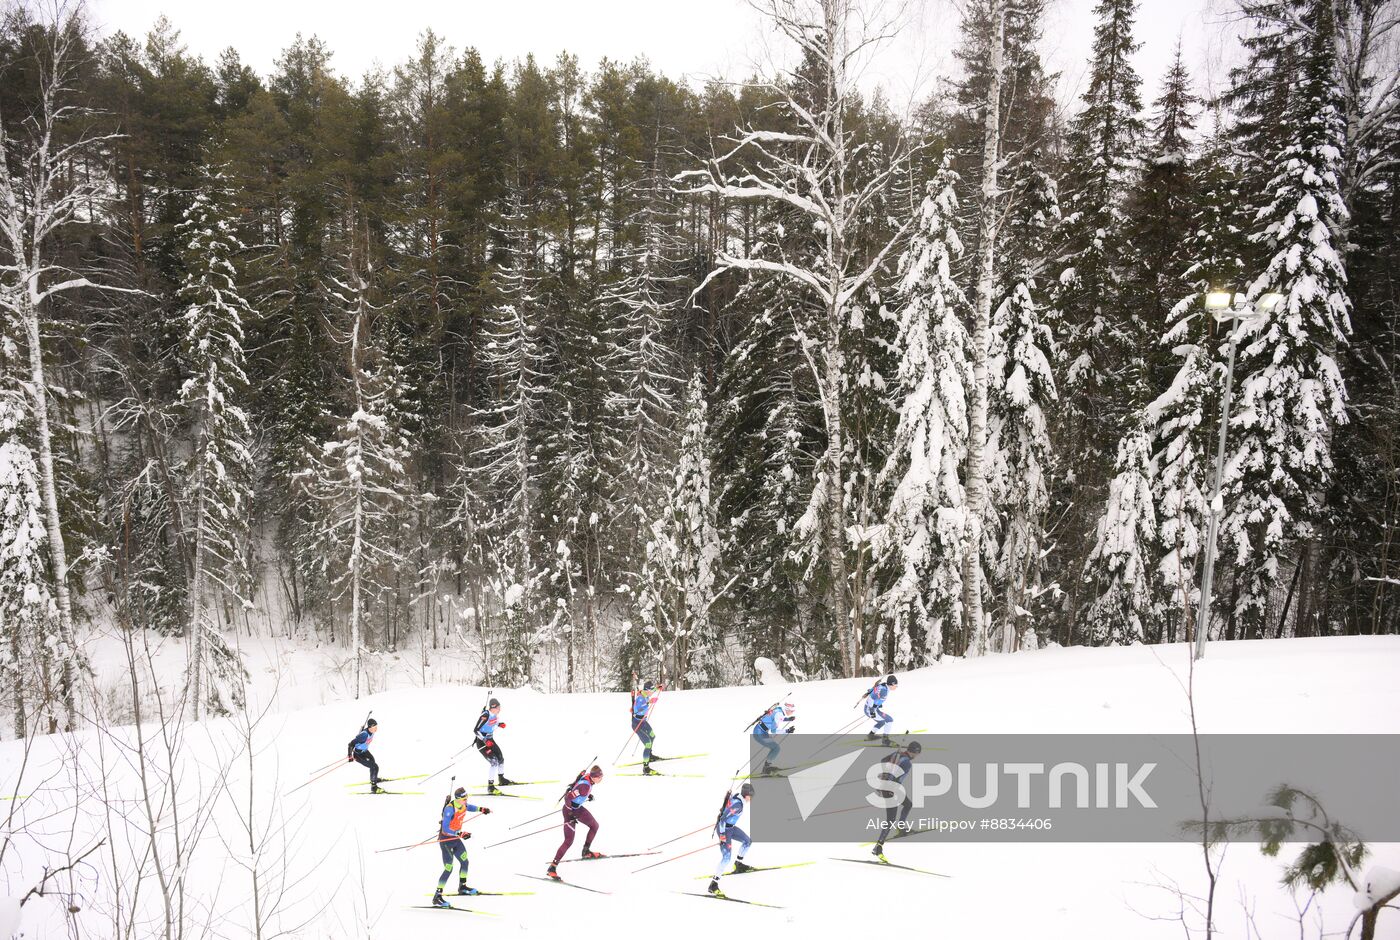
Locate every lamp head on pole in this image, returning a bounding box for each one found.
[1256,292,1284,314]
[1204,290,1233,311]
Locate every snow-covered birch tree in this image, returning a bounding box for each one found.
[676,0,915,676]
[873,159,971,667]
[962,0,1005,657]
[0,10,110,728]
[176,173,255,719]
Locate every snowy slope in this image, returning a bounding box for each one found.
[4,635,1399,939]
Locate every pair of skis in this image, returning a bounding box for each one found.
[678,859,817,907]
[616,753,708,778]
[834,856,949,878]
[692,861,814,878]
[520,849,661,895]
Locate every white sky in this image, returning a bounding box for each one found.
[87,0,1248,116]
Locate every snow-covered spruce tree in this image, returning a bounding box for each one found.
[986,164,1060,651]
[176,173,256,719]
[636,374,723,687]
[676,0,915,677]
[1082,421,1160,644]
[592,175,687,687]
[0,388,57,737]
[1053,0,1145,638]
[710,279,828,679]
[1146,129,1249,639]
[298,233,412,698]
[873,159,971,666]
[474,188,550,686]
[602,189,682,504]
[1224,0,1351,638]
[1126,45,1200,395]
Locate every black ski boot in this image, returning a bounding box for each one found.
[881,735,893,746]
[457,880,479,896]
[708,878,723,896]
[641,762,658,776]
[431,890,449,908]
[497,775,517,786]
[546,862,560,880]
[872,842,886,859]
[864,731,877,741]
[370,784,385,794]
[486,782,500,794]
[732,860,755,874]
[759,762,777,777]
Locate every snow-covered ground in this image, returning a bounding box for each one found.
[4,635,1399,938]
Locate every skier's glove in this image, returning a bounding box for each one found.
[587,794,594,802]
[496,722,506,729]
[480,807,492,815]
[785,726,795,734]
[347,754,353,762]
[461,832,472,840]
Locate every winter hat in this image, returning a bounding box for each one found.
[488,698,501,709]
[740,782,754,797]
[885,674,898,686]
[453,786,468,799]
[783,701,795,715]
[589,765,604,780]
[906,741,923,755]
[643,679,656,691]
[366,718,378,728]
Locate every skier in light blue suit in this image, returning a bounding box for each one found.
[863,674,898,744]
[708,783,754,896]
[751,701,795,775]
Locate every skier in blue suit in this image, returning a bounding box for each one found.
[630,674,663,775]
[863,674,898,744]
[751,701,796,775]
[474,698,516,793]
[346,718,381,792]
[872,741,921,858]
[709,782,755,896]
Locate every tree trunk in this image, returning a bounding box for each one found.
[188,501,206,721]
[963,0,1004,658]
[21,299,79,729]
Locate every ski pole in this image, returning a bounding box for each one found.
[809,713,868,757]
[285,758,350,796]
[648,823,712,851]
[632,839,717,873]
[306,756,347,776]
[376,817,486,854]
[487,817,571,849]
[508,805,565,830]
[420,745,476,788]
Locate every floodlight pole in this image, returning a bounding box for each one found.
[1194,293,1277,660]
